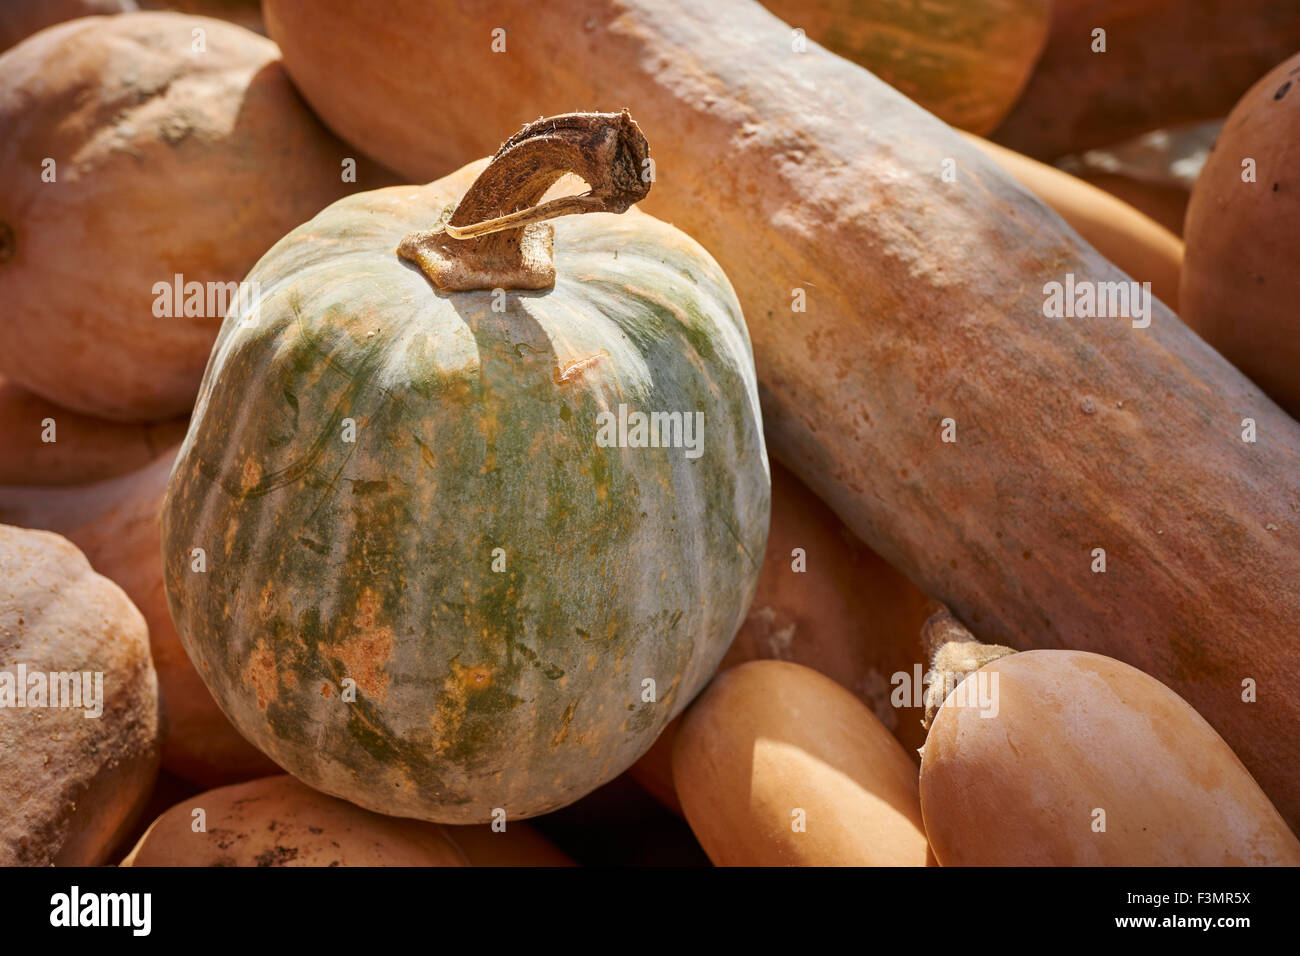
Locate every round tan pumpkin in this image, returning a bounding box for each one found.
[920,650,1300,866]
[0,452,278,787]
[121,775,467,866]
[1181,51,1300,417]
[0,524,160,865]
[0,375,188,486]
[673,660,931,866]
[0,12,395,421]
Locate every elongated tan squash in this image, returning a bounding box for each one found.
[0,376,188,486]
[993,0,1300,159]
[760,0,1050,134]
[121,775,467,866]
[673,660,930,866]
[263,0,1300,829]
[965,133,1183,310]
[921,650,1300,865]
[0,455,279,787]
[1181,52,1300,418]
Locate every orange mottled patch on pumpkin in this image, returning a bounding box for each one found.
[245,641,279,711]
[321,588,394,704]
[429,660,493,754]
[240,457,262,494]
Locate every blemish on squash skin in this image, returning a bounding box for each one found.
[245,642,279,711]
[553,351,607,384]
[240,458,262,494]
[322,591,394,704]
[551,700,578,750]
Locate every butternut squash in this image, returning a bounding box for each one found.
[1181,51,1300,418]
[921,650,1300,865]
[673,660,930,866]
[262,0,1300,830]
[121,775,467,866]
[993,0,1300,159]
[965,133,1183,310]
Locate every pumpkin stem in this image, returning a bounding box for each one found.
[397,110,651,292]
[919,605,1017,732]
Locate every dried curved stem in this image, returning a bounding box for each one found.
[398,110,651,291]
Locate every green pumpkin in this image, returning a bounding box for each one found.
[162,113,770,822]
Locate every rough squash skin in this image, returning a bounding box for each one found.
[0,525,160,865]
[162,167,770,824]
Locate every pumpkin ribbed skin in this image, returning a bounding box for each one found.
[0,13,395,420]
[761,0,1049,134]
[162,166,770,824]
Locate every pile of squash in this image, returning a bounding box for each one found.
[1,0,1297,867]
